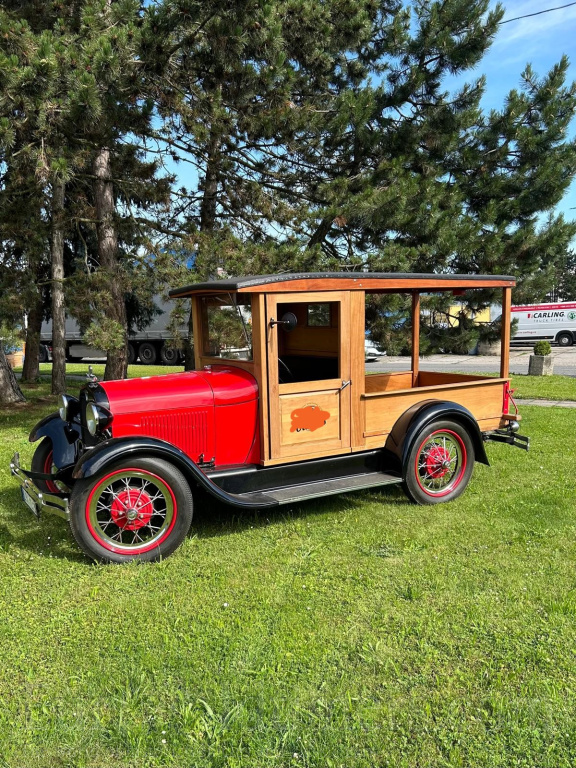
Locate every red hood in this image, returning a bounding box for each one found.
[99,365,258,416]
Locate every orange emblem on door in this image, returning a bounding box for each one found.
[290,404,331,433]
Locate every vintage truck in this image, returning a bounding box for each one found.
[10,272,529,563]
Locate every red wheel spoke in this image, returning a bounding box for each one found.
[86,468,177,554]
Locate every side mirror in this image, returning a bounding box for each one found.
[270,312,298,332]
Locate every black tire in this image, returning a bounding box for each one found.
[138,341,158,365]
[556,332,573,347]
[159,343,181,365]
[403,420,475,505]
[38,344,49,363]
[127,342,137,364]
[31,438,60,494]
[69,457,193,563]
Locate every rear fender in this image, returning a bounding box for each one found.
[72,437,278,509]
[30,413,81,468]
[384,400,489,478]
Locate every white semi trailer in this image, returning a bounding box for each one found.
[511,301,576,347]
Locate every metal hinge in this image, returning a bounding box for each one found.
[197,453,216,469]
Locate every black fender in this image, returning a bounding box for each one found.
[384,400,489,478]
[72,436,278,509]
[30,413,81,469]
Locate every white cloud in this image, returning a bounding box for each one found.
[494,0,576,45]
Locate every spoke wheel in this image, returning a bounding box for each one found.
[415,430,465,496]
[403,421,474,505]
[86,469,176,554]
[70,457,193,563]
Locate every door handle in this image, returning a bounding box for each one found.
[341,380,351,390]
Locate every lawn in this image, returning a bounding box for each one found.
[0,382,575,767]
[509,373,576,402]
[22,362,576,402]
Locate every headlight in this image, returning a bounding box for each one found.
[86,402,100,436]
[59,394,70,421]
[59,394,79,422]
[84,401,112,436]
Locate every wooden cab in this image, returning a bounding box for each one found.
[171,271,526,470]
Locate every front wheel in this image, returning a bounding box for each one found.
[403,421,474,505]
[31,439,60,493]
[69,457,193,563]
[557,332,573,347]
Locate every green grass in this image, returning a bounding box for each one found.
[508,373,576,402]
[23,363,576,402]
[0,384,575,766]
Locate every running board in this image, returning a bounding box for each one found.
[234,471,402,506]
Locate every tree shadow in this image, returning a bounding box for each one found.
[0,483,408,562]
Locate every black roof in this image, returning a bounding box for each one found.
[169,272,515,297]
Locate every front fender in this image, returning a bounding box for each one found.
[72,437,278,509]
[385,400,489,475]
[30,413,81,469]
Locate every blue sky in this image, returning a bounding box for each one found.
[168,1,576,226]
[461,0,576,220]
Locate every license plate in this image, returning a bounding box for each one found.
[21,487,39,516]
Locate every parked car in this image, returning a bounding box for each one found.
[11,272,529,563]
[365,340,384,362]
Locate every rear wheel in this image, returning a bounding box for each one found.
[138,341,158,365]
[69,457,193,563]
[159,343,181,365]
[38,344,49,363]
[557,332,573,347]
[403,421,474,505]
[127,342,137,364]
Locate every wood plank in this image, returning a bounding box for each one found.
[279,378,342,395]
[411,292,420,388]
[501,287,512,379]
[198,357,255,373]
[362,377,507,398]
[350,290,365,450]
[279,390,342,448]
[418,371,496,386]
[252,293,270,462]
[191,297,204,371]
[236,277,516,293]
[364,372,413,393]
[364,381,505,437]
[363,415,505,446]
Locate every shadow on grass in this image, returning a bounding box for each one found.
[0,482,408,562]
[189,483,408,541]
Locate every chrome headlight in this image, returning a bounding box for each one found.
[86,402,100,436]
[59,394,70,421]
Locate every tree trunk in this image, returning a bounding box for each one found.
[0,346,25,405]
[184,127,221,371]
[199,129,221,232]
[94,147,128,381]
[51,178,67,396]
[22,291,43,383]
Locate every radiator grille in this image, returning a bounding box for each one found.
[141,409,209,459]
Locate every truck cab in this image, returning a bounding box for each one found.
[11,272,529,563]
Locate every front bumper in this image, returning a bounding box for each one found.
[10,453,70,521]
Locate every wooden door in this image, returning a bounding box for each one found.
[267,291,352,462]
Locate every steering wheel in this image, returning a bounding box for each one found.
[278,357,293,384]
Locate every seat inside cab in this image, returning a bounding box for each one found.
[277,301,340,383]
